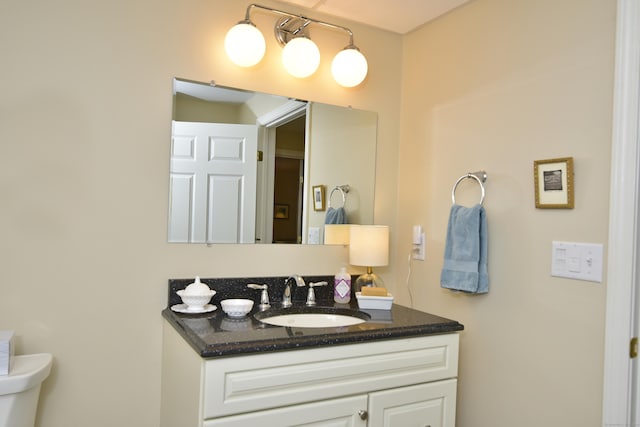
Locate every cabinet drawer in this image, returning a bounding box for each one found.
[204,395,368,427]
[203,334,458,418]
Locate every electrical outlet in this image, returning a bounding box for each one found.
[412,225,425,260]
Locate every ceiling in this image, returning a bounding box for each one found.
[277,0,471,34]
[174,79,254,103]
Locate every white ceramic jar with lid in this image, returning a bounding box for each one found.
[176,277,216,311]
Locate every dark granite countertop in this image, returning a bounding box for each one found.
[163,276,464,359]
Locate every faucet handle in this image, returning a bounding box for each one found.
[247,283,271,310]
[306,281,328,306]
[309,281,328,288]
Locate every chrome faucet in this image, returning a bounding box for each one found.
[282,275,306,308]
[306,281,328,306]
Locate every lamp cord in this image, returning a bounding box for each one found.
[406,253,415,308]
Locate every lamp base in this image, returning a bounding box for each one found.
[354,271,385,293]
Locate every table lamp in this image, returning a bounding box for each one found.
[349,225,389,292]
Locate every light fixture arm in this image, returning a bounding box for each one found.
[245,3,358,47]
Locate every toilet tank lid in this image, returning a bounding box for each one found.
[0,353,52,396]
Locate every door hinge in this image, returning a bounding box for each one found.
[257,150,263,162]
[631,337,638,359]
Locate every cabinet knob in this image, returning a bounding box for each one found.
[358,410,368,420]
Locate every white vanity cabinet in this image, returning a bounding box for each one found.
[161,321,459,427]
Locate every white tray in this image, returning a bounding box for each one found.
[355,292,393,310]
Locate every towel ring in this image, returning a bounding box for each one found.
[451,171,487,205]
[328,185,350,209]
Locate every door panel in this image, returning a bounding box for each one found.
[368,380,457,427]
[169,121,258,243]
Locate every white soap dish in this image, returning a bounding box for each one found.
[171,304,216,314]
[355,292,394,310]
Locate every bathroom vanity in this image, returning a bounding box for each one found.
[160,277,463,427]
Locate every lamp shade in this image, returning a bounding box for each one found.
[282,37,320,78]
[224,22,266,67]
[331,47,368,87]
[324,224,351,245]
[349,225,389,267]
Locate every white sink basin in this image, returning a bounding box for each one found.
[255,307,370,328]
[259,313,366,328]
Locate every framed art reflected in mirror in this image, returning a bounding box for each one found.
[313,185,325,211]
[274,204,289,219]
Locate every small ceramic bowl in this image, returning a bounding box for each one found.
[176,289,216,311]
[221,299,254,318]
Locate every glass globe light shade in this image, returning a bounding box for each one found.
[224,22,266,67]
[331,47,368,87]
[282,37,320,78]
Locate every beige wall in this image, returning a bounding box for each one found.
[0,1,400,426]
[174,93,252,124]
[0,0,617,426]
[397,0,615,426]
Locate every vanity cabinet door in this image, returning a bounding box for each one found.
[203,395,368,427]
[367,379,457,427]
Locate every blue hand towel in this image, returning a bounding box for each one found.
[440,204,489,293]
[325,207,347,224]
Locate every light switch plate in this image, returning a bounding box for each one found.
[551,241,603,283]
[307,227,320,244]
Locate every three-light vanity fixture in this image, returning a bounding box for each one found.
[224,4,369,87]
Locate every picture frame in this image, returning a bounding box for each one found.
[274,204,289,219]
[534,157,574,209]
[312,185,326,211]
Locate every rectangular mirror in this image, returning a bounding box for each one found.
[169,78,378,244]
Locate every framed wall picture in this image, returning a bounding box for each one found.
[312,185,326,211]
[534,157,574,209]
[274,204,289,219]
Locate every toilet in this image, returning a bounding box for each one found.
[0,353,52,427]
